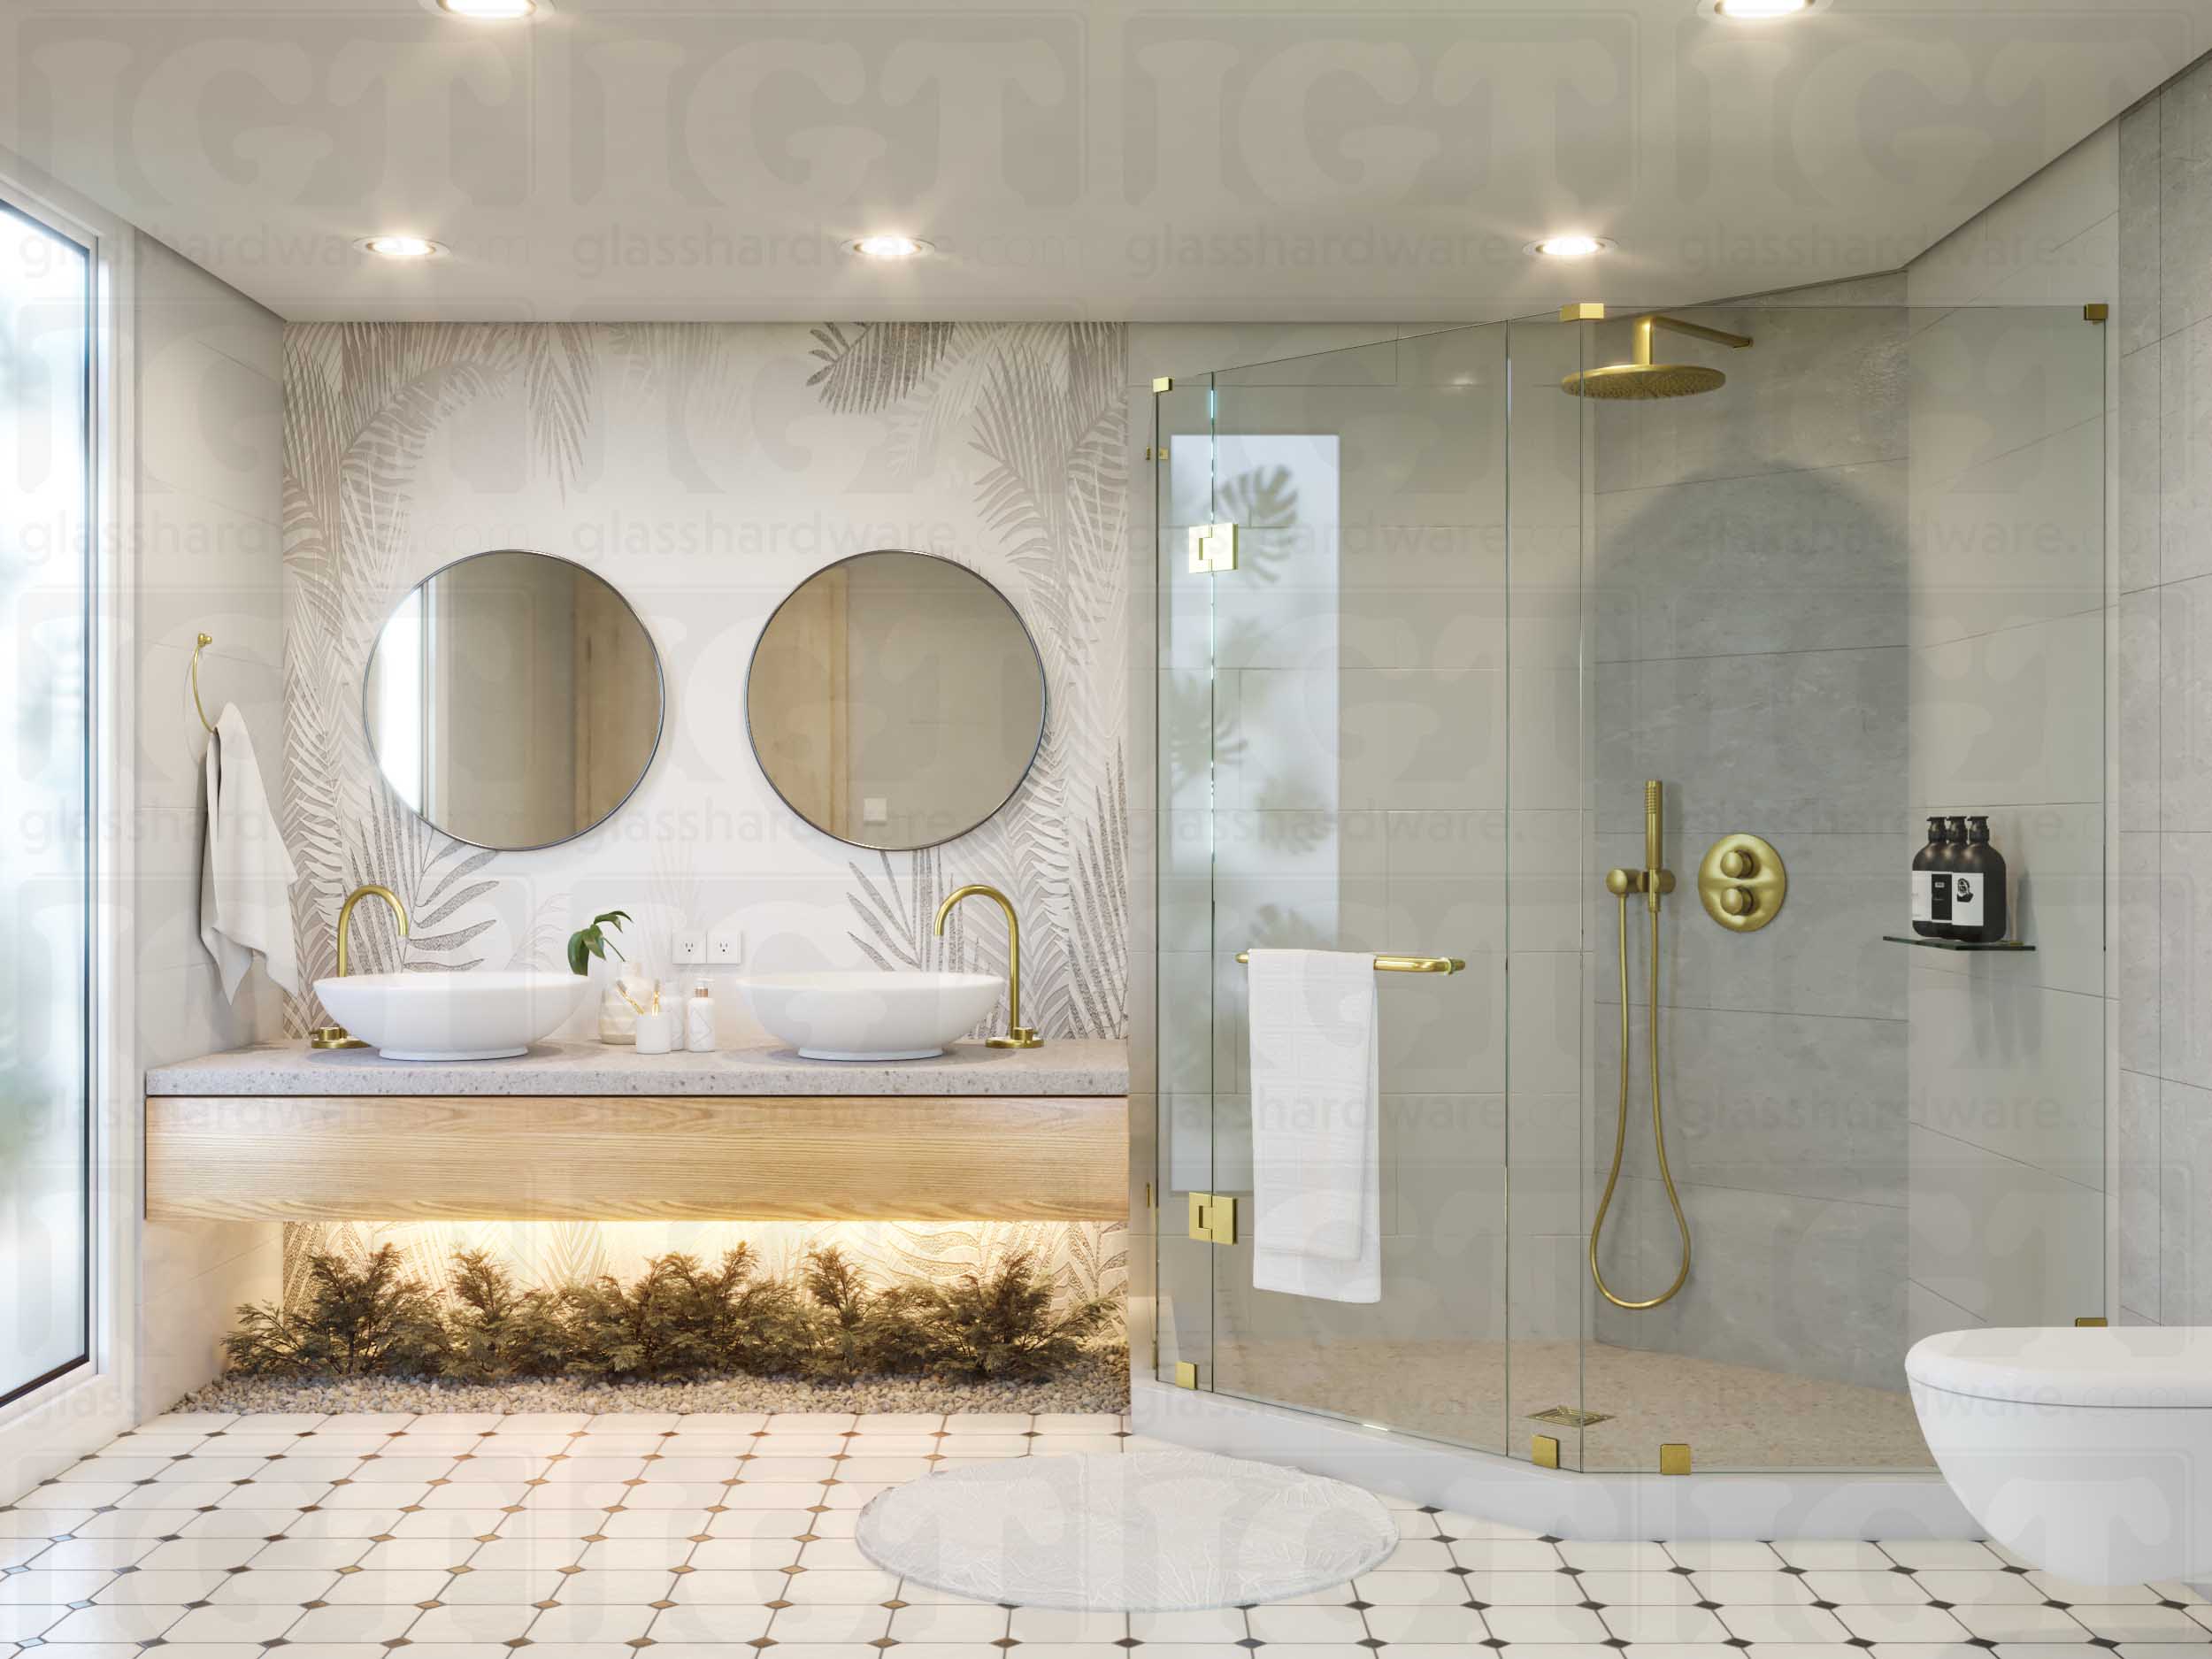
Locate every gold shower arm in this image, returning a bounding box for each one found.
[1633,313,1755,365]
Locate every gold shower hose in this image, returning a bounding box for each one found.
[1588,781,1693,1310]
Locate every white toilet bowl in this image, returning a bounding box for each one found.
[1908,1325,2212,1584]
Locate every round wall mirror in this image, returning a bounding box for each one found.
[746,550,1047,850]
[363,549,664,851]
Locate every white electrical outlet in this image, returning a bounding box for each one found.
[672,933,705,964]
[709,930,743,966]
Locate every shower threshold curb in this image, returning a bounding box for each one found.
[1133,1377,1978,1542]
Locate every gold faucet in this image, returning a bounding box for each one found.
[933,883,1042,1049]
[309,884,411,1050]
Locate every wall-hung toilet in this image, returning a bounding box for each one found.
[1908,1325,2212,1585]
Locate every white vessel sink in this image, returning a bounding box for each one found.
[733,971,1002,1061]
[314,970,592,1061]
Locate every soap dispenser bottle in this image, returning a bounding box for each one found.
[1955,816,2008,944]
[1932,815,1970,939]
[685,977,718,1054]
[1911,816,1946,938]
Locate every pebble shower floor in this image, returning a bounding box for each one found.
[3,1410,2208,1658]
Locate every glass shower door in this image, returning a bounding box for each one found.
[1156,326,1516,1454]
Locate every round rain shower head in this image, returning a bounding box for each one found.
[1561,362,1729,399]
[1556,311,1752,400]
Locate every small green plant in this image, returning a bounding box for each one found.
[566,910,633,976]
[441,1250,570,1381]
[223,1245,447,1379]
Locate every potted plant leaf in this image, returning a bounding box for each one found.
[569,910,650,1043]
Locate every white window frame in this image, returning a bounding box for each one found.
[0,156,140,1494]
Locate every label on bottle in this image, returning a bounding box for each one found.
[1952,874,1982,931]
[1930,872,1953,923]
[1912,872,1932,922]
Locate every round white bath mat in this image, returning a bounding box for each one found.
[853,1448,1398,1611]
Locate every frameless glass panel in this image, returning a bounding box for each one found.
[1187,328,1512,1454]
[0,200,92,1404]
[1571,301,2104,1472]
[1502,312,1594,1470]
[1153,378,1217,1391]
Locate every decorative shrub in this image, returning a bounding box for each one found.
[221,1243,1111,1385]
[222,1245,448,1379]
[442,1250,570,1381]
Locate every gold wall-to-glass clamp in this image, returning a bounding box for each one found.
[1233,951,1464,973]
[933,882,1042,1048]
[310,884,410,1050]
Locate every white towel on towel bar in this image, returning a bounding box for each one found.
[200,704,301,1001]
[1248,949,1381,1304]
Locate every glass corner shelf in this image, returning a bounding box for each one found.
[1882,934,2033,952]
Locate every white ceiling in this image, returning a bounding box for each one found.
[2,0,2204,322]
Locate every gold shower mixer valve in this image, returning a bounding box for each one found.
[1697,833,1787,932]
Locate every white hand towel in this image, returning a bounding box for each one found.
[1248,949,1381,1303]
[200,704,301,1000]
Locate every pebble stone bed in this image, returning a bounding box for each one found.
[172,1346,1130,1419]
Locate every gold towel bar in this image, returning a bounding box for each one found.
[1234,952,1465,974]
[189,632,216,734]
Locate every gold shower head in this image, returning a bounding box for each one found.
[1561,312,1753,399]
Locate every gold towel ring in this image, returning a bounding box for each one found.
[188,632,216,734]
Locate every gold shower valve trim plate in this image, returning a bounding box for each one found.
[1697,833,1786,932]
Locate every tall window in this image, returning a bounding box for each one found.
[0,198,92,1405]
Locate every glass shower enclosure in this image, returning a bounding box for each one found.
[1148,299,2108,1476]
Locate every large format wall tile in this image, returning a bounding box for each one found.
[1907,1124,2104,1328]
[1907,419,2104,648]
[1906,972,2105,1187]
[2121,94,2164,358]
[2159,1074,2212,1323]
[2158,832,2212,1089]
[1590,1003,1907,1208]
[1592,1176,1907,1393]
[1909,610,2104,809]
[1594,462,1907,663]
[2160,318,2212,586]
[1597,648,1907,834]
[2119,1068,2162,1319]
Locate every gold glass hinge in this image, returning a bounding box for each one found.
[1659,1442,1693,1476]
[1152,376,1174,393]
[1187,1190,1238,1244]
[1188,522,1238,574]
[1532,1434,1562,1469]
[2084,303,2109,323]
[1172,1360,1199,1388]
[2076,1315,2108,1326]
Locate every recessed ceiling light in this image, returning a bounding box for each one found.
[360,235,443,259]
[1526,235,1611,259]
[1703,0,1824,17]
[434,0,538,17]
[849,235,931,260]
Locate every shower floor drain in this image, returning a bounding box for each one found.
[1526,1406,1613,1428]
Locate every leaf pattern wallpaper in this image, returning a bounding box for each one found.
[279,321,1131,1321]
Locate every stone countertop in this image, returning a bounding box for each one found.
[146,1038,1129,1098]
